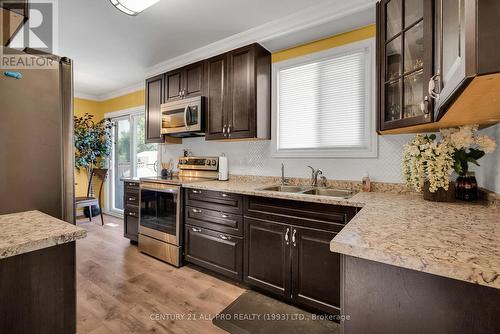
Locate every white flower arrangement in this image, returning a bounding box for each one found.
[402,125,497,193]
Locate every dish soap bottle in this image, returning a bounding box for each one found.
[362,172,371,192]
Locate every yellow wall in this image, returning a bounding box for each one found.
[272,25,376,63]
[99,90,145,113]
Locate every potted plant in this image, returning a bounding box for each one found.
[74,113,113,216]
[402,125,496,202]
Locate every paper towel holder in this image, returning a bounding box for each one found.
[218,153,229,181]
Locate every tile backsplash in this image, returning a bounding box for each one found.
[162,124,500,193]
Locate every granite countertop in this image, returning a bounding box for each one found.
[121,177,141,182]
[182,178,500,289]
[0,211,87,259]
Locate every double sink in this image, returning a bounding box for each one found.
[259,185,355,199]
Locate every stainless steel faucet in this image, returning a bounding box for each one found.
[307,166,323,187]
[281,163,289,185]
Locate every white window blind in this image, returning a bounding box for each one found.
[276,44,373,155]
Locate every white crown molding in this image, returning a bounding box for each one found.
[145,0,374,78]
[96,81,145,101]
[75,81,145,102]
[74,92,101,101]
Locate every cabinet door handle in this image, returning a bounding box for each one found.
[219,234,231,240]
[285,227,290,245]
[128,212,136,217]
[192,190,201,194]
[223,124,227,136]
[220,213,229,218]
[227,124,232,137]
[192,208,202,214]
[128,197,136,201]
[421,96,430,118]
[292,229,297,246]
[192,227,202,233]
[428,74,440,100]
[220,193,229,198]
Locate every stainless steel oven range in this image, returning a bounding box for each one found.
[138,156,219,266]
[139,182,181,266]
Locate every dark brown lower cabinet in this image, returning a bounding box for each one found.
[183,191,352,316]
[244,217,341,315]
[0,242,76,334]
[343,255,500,334]
[244,217,291,298]
[123,180,140,242]
[124,214,139,241]
[292,227,340,314]
[185,224,243,280]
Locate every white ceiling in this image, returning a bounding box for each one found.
[58,0,375,100]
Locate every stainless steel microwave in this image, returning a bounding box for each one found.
[160,96,204,136]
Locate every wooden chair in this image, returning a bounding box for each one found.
[75,168,108,225]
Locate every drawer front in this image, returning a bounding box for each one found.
[186,206,243,236]
[124,215,138,241]
[124,207,139,218]
[184,224,243,280]
[125,181,139,191]
[125,191,139,206]
[186,188,243,214]
[244,196,357,232]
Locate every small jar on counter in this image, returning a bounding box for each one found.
[362,172,371,192]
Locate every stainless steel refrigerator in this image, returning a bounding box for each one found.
[0,47,74,223]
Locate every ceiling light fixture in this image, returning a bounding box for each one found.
[109,0,160,16]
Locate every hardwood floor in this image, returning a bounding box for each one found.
[76,215,245,333]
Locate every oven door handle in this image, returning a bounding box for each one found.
[140,185,180,194]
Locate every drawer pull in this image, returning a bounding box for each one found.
[219,234,231,240]
[192,208,202,214]
[128,212,136,217]
[192,190,201,194]
[220,213,229,218]
[128,197,136,201]
[221,193,229,198]
[192,227,202,233]
[128,182,136,187]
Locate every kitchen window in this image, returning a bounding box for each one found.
[272,38,377,158]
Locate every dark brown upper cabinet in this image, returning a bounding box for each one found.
[205,43,271,141]
[378,0,434,131]
[377,0,500,134]
[432,0,500,119]
[1,0,29,47]
[145,74,164,143]
[205,54,227,140]
[164,61,204,102]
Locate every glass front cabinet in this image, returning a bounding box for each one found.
[377,0,434,131]
[377,0,500,132]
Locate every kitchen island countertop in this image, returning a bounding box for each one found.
[0,210,87,259]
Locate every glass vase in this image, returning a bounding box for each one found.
[455,172,478,201]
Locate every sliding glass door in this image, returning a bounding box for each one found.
[109,111,158,214]
[113,117,131,211]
